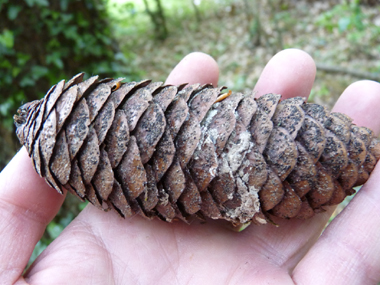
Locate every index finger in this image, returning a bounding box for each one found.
[254,49,316,99]
[165,52,219,86]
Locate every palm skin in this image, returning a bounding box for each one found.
[1,49,380,285]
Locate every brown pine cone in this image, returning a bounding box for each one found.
[14,73,380,226]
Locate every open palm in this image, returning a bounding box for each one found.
[2,50,380,285]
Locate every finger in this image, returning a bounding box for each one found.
[332,80,380,135]
[0,148,65,283]
[165,52,219,86]
[254,48,316,99]
[292,80,380,284]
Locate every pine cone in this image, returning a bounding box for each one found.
[14,73,380,226]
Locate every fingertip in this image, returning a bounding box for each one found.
[165,52,219,86]
[254,49,316,99]
[332,80,380,135]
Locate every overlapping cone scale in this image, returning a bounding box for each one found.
[14,73,380,226]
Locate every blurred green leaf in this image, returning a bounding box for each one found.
[0,100,12,117]
[61,13,73,23]
[338,17,350,32]
[63,25,78,39]
[0,29,14,48]
[16,53,31,66]
[46,52,64,69]
[60,0,69,11]
[60,212,75,227]
[30,65,49,79]
[11,66,21,77]
[19,76,35,87]
[47,222,64,240]
[7,4,21,20]
[24,0,49,7]
[77,12,89,28]
[0,58,12,69]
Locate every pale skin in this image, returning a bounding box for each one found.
[1,49,380,284]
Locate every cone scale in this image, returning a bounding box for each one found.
[14,73,380,226]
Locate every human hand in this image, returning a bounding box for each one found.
[1,50,380,285]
